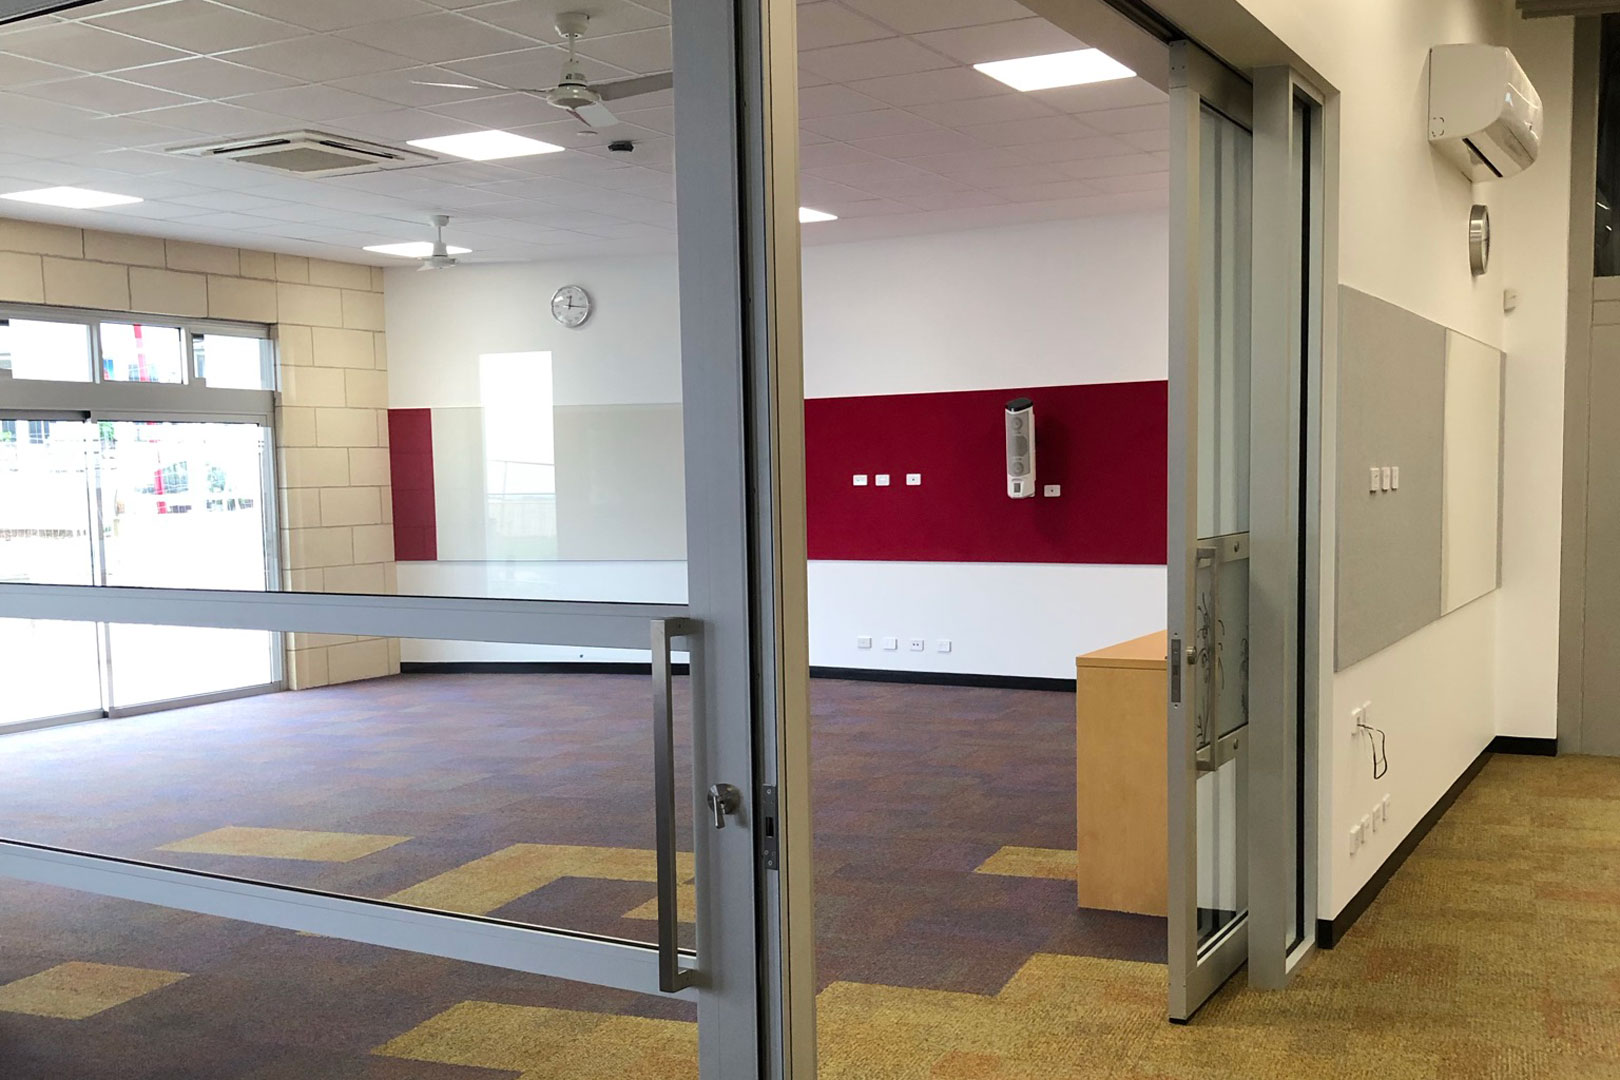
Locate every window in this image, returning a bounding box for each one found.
[0,318,92,382]
[100,322,186,384]
[196,332,273,390]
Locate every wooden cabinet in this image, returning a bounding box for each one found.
[1075,630,1168,917]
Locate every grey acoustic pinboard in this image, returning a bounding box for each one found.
[1335,287,1446,669]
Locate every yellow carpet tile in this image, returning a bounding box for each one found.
[973,846,1077,881]
[157,826,409,862]
[0,962,187,1020]
[386,844,697,916]
[623,881,697,922]
[373,1000,696,1079]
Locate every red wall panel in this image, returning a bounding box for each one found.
[805,381,1166,565]
[387,408,438,562]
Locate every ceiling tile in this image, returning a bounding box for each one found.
[1118,128,1168,152]
[847,171,972,199]
[806,157,933,187]
[12,75,197,115]
[1076,103,1168,134]
[214,0,437,32]
[845,127,986,158]
[959,115,1101,147]
[992,178,1100,203]
[1089,171,1169,194]
[137,99,318,136]
[441,46,620,91]
[1052,151,1167,180]
[906,146,1028,175]
[799,36,952,82]
[839,0,1033,34]
[116,56,301,98]
[947,162,1069,188]
[912,18,1085,65]
[845,67,1003,107]
[419,91,565,130]
[905,92,1054,127]
[229,83,399,121]
[800,107,940,141]
[797,142,886,170]
[0,52,78,88]
[225,35,419,82]
[87,0,304,54]
[795,3,893,50]
[1012,133,1141,163]
[797,83,884,119]
[898,189,1008,211]
[1030,77,1167,115]
[328,66,505,106]
[335,12,542,64]
[575,27,670,74]
[459,0,667,42]
[0,23,188,73]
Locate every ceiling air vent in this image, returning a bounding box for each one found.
[168,131,436,176]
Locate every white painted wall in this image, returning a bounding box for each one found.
[1496,15,1575,740]
[1205,0,1573,918]
[803,214,1169,679]
[386,215,1171,679]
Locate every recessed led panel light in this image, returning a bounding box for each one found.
[1,186,143,209]
[799,207,838,223]
[973,48,1135,92]
[406,130,565,161]
[363,241,473,258]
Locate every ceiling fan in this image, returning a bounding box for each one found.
[420,214,459,271]
[412,12,673,132]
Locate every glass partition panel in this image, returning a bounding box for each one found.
[0,634,695,949]
[0,873,695,1077]
[0,318,92,382]
[0,617,102,727]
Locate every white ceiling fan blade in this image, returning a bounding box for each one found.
[411,79,487,90]
[595,71,674,101]
[576,100,619,128]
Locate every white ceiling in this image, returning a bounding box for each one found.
[0,0,1168,264]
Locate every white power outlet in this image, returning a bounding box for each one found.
[856,635,872,649]
[908,638,925,652]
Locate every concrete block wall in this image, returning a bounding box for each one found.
[0,217,398,690]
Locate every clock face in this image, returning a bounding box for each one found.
[551,285,591,328]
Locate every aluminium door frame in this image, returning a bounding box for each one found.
[1246,66,1328,990]
[0,0,810,1074]
[1167,38,1253,1023]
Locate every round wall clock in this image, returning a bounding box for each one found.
[551,284,592,327]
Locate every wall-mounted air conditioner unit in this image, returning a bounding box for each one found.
[1428,45,1542,182]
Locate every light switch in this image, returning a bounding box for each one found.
[875,474,891,487]
[1043,484,1062,497]
[1370,467,1381,493]
[936,639,952,653]
[856,635,872,649]
[1381,466,1392,491]
[881,636,898,650]
[1391,465,1400,490]
[853,474,868,487]
[905,473,922,486]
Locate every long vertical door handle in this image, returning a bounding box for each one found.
[651,617,695,993]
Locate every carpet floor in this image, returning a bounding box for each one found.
[0,676,1613,1078]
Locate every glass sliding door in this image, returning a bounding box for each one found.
[0,0,810,1076]
[1247,67,1327,990]
[1168,40,1255,1021]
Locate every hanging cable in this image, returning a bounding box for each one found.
[1356,713,1389,780]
